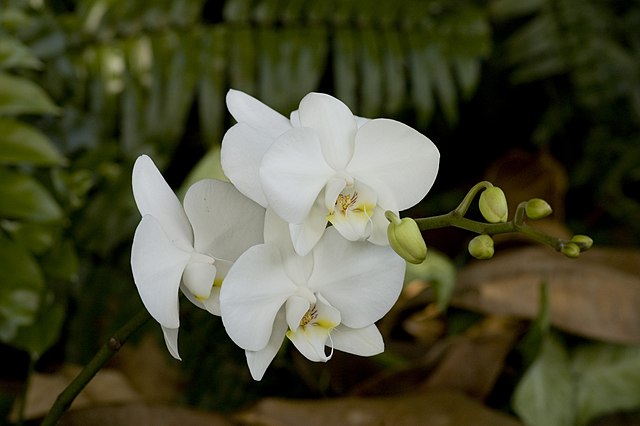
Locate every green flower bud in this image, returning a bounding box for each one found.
[479,187,508,223]
[561,242,580,258]
[570,235,593,251]
[525,198,553,219]
[468,234,494,260]
[386,211,427,264]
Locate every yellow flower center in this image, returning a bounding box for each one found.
[300,305,318,327]
[336,192,359,215]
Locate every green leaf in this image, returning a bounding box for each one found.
[408,32,436,127]
[381,29,406,116]
[162,32,198,142]
[516,282,550,368]
[333,29,358,112]
[11,298,65,359]
[513,333,574,426]
[0,118,65,165]
[358,28,383,117]
[0,36,41,70]
[257,28,327,113]
[120,37,149,154]
[223,0,253,23]
[0,168,63,222]
[431,45,458,125]
[490,0,546,21]
[573,343,640,426]
[404,248,456,312]
[198,26,227,147]
[228,27,257,95]
[0,235,44,342]
[0,72,59,115]
[42,239,79,282]
[1,221,56,255]
[453,56,481,100]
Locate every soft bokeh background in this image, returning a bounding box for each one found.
[1,0,639,424]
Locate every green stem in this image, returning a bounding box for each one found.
[415,200,566,252]
[453,181,494,216]
[15,357,34,426]
[41,310,151,426]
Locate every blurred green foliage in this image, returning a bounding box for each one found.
[0,0,639,422]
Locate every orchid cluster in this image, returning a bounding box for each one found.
[131,90,440,380]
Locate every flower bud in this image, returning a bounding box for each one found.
[525,198,553,219]
[479,187,508,223]
[570,235,593,251]
[386,212,427,264]
[468,234,494,260]
[561,242,580,258]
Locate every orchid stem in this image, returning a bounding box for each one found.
[41,309,151,426]
[415,189,567,253]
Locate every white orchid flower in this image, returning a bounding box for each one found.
[220,209,406,380]
[221,89,440,255]
[131,155,265,359]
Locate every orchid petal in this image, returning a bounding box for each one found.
[180,282,220,316]
[347,118,440,210]
[286,298,340,362]
[367,206,391,246]
[184,179,265,260]
[290,109,301,127]
[260,127,334,224]
[263,207,295,251]
[298,93,357,170]
[221,123,272,207]
[226,89,291,138]
[308,228,405,328]
[289,197,328,257]
[287,326,332,362]
[182,261,216,300]
[354,115,370,128]
[328,211,369,242]
[200,287,221,315]
[324,176,347,211]
[179,258,229,315]
[161,326,181,360]
[132,155,192,250]
[331,324,384,356]
[246,310,288,381]
[131,215,192,329]
[220,243,297,351]
[327,180,378,242]
[285,295,311,332]
[264,209,314,283]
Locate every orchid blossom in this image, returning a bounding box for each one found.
[131,155,265,359]
[220,209,406,380]
[221,90,440,255]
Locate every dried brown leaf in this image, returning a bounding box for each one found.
[59,403,232,426]
[110,334,184,402]
[402,304,446,345]
[12,364,140,421]
[422,316,521,399]
[452,246,640,344]
[484,149,568,219]
[485,150,572,247]
[238,390,522,426]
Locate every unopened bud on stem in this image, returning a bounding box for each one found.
[570,235,593,251]
[479,187,508,223]
[468,234,495,260]
[386,211,427,264]
[525,198,553,219]
[561,242,580,258]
